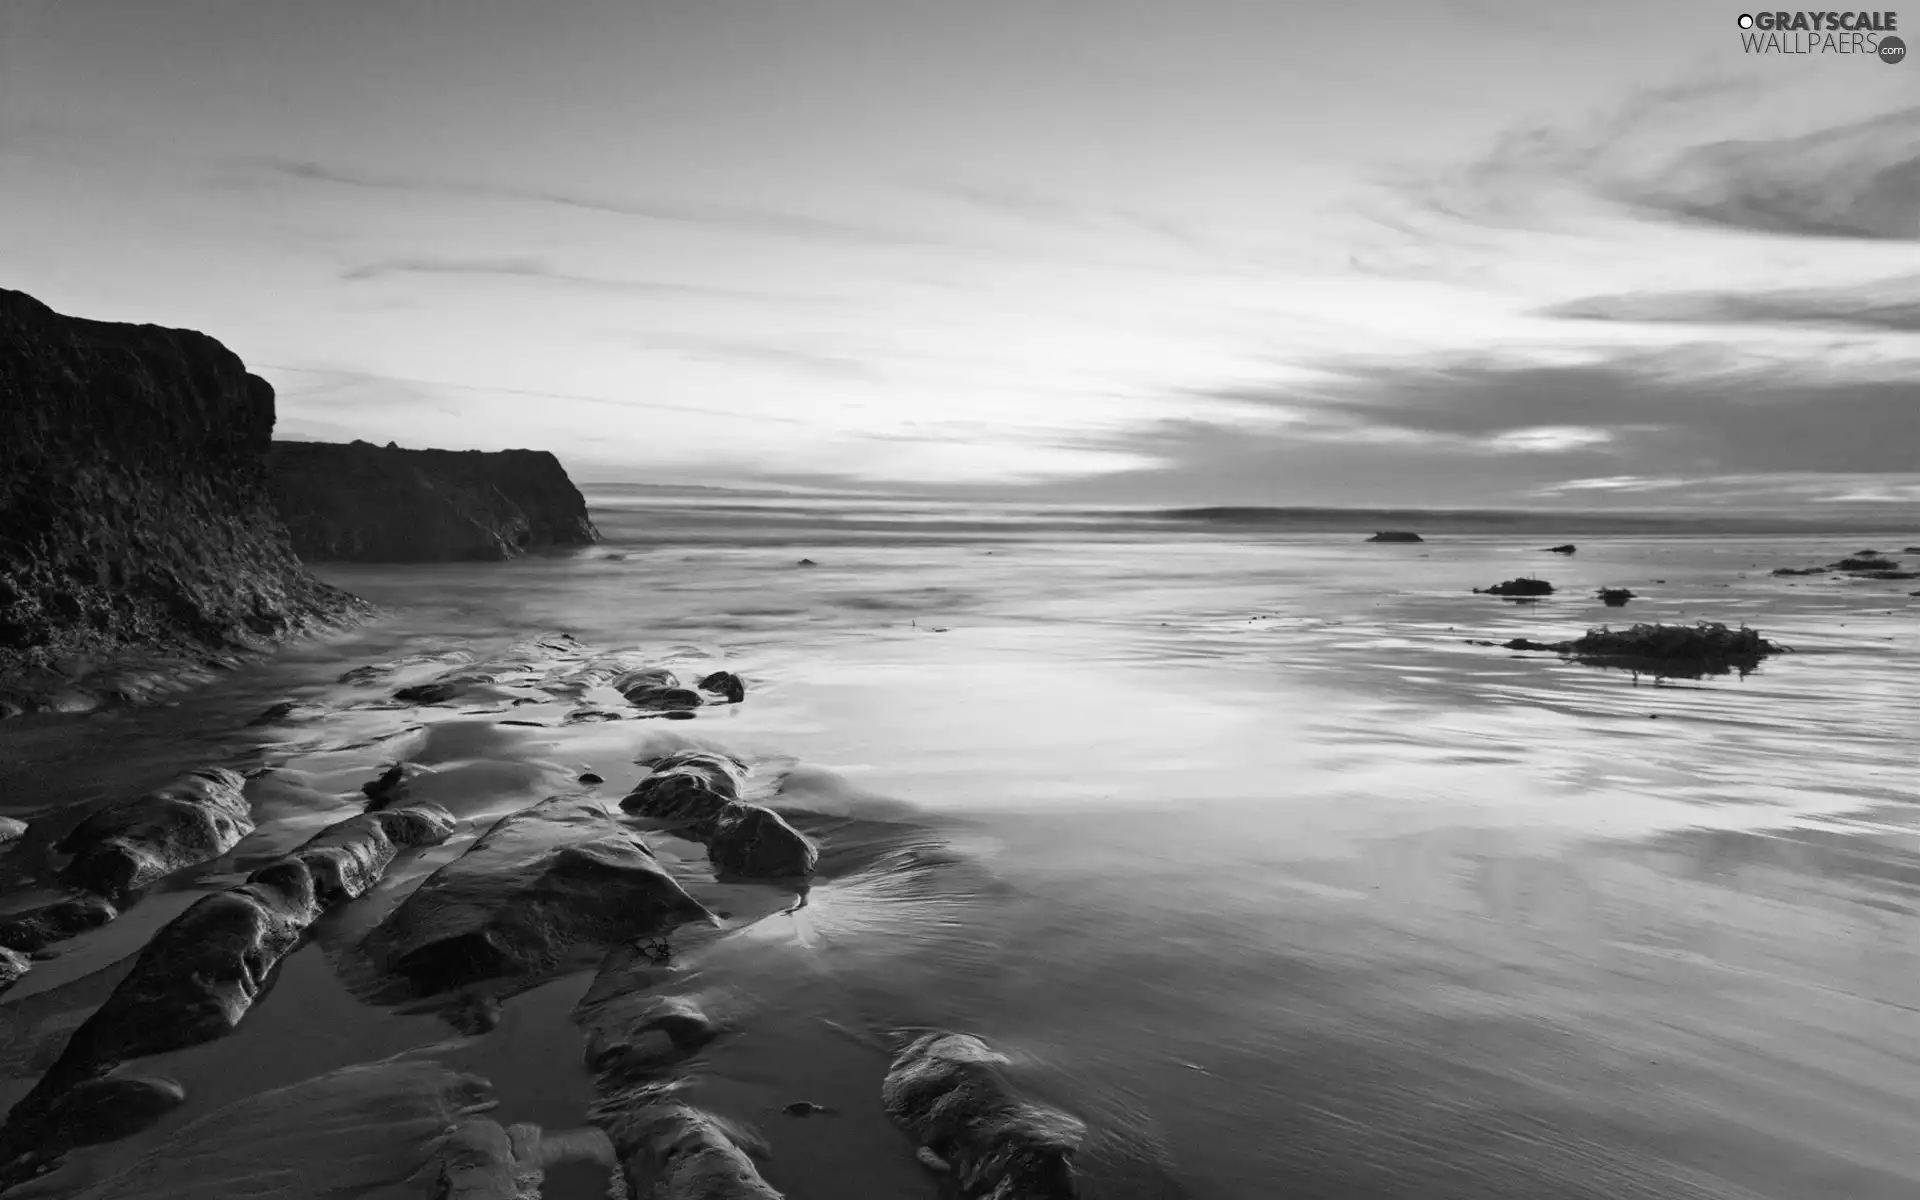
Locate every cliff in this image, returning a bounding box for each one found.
[268,441,600,562]
[0,289,369,713]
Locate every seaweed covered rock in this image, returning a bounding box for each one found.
[623,752,816,880]
[0,290,368,712]
[361,795,712,997]
[590,1083,782,1200]
[58,767,253,900]
[267,439,600,563]
[1365,531,1423,543]
[1474,578,1554,597]
[883,1032,1084,1199]
[1496,622,1786,679]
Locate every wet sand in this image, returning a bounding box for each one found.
[1,519,1916,1198]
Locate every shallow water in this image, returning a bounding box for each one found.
[2,496,1918,1198]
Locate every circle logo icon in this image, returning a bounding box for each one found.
[1737,13,1754,27]
[1880,35,1907,62]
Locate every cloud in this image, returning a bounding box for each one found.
[1378,80,1920,244]
[1541,277,1920,334]
[629,334,882,381]
[339,255,807,303]
[226,155,938,249]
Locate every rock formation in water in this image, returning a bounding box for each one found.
[1474,578,1555,597]
[883,1031,1085,1199]
[0,289,369,715]
[1366,531,1424,543]
[267,439,600,562]
[623,750,818,880]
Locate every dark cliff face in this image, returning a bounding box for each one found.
[0,289,368,697]
[267,440,600,563]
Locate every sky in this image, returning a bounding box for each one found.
[2,0,1917,511]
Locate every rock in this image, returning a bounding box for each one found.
[623,755,816,880]
[578,772,604,785]
[339,650,477,685]
[0,816,25,844]
[57,767,253,900]
[589,1085,782,1200]
[361,762,432,808]
[614,669,706,711]
[1544,544,1576,554]
[267,440,600,563]
[34,1074,186,1154]
[563,707,627,725]
[1365,531,1423,543]
[0,894,118,953]
[1597,588,1634,607]
[698,670,747,703]
[580,991,722,1078]
[0,947,28,995]
[882,1032,1084,1200]
[49,1060,507,1200]
[285,805,456,906]
[0,290,368,715]
[438,1117,547,1200]
[782,1102,830,1117]
[362,796,713,997]
[796,558,817,567]
[249,700,299,725]
[1,867,320,1154]
[394,681,465,704]
[1474,578,1554,597]
[1905,546,1920,554]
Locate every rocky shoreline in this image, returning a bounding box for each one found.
[0,634,1085,1198]
[0,290,370,718]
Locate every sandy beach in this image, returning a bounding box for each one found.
[1,492,1915,1198]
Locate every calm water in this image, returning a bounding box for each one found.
[2,494,1917,1199]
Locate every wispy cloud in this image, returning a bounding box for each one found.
[1375,80,1920,245]
[1541,277,1920,334]
[338,255,813,303]
[226,155,940,250]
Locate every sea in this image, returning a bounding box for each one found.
[1,487,1916,1199]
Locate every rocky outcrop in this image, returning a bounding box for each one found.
[590,1083,783,1200]
[56,767,254,901]
[883,1032,1085,1199]
[1474,578,1554,597]
[0,804,455,1174]
[360,795,712,997]
[0,290,369,714]
[622,751,818,880]
[268,439,600,562]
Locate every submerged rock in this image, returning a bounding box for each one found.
[362,795,712,997]
[1474,578,1554,597]
[590,1084,782,1200]
[1365,531,1423,543]
[362,762,434,808]
[57,767,253,900]
[1544,544,1576,554]
[698,670,748,704]
[34,1074,186,1154]
[52,1060,507,1200]
[882,1032,1084,1200]
[623,754,816,880]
